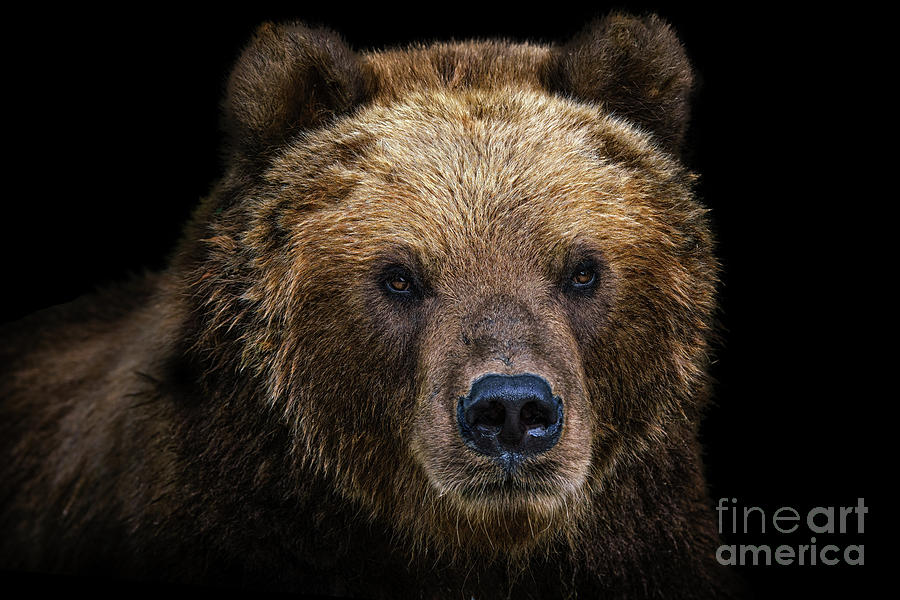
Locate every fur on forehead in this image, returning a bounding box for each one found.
[262,86,693,270]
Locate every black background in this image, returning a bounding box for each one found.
[2,2,882,597]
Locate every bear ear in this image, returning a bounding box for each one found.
[544,13,694,156]
[223,22,373,165]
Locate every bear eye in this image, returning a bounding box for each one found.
[386,275,412,293]
[570,265,596,288]
[377,259,425,303]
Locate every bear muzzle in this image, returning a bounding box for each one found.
[457,373,563,472]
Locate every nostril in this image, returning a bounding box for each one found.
[519,400,554,430]
[469,399,505,431]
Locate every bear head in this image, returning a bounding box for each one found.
[183,14,714,561]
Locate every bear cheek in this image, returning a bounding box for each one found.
[409,389,474,495]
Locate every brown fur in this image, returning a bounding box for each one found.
[1,14,745,599]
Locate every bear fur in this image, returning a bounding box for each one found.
[1,13,746,599]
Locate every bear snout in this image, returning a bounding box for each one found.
[457,373,563,469]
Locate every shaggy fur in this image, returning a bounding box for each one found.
[1,14,745,599]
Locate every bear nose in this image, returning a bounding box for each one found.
[457,374,563,463]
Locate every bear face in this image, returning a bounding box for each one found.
[187,17,714,559]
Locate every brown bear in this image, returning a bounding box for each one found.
[0,13,746,599]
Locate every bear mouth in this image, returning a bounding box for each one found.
[452,457,569,503]
[457,477,557,501]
